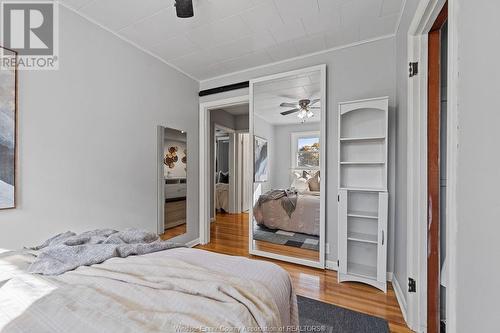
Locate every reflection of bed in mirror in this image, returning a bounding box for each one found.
[253,170,321,252]
[215,182,229,212]
[253,191,320,236]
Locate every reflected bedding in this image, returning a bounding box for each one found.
[253,191,320,236]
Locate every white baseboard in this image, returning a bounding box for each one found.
[186,238,200,248]
[387,271,394,282]
[392,274,408,323]
[210,218,216,222]
[325,260,338,271]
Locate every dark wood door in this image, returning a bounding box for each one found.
[427,3,447,333]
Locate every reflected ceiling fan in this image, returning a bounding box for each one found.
[280,99,320,122]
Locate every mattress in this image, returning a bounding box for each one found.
[0,247,298,332]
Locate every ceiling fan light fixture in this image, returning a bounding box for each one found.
[175,0,194,18]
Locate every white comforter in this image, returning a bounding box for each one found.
[0,248,298,332]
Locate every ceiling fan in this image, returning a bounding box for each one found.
[280,99,320,121]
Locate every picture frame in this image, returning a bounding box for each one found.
[254,135,268,183]
[0,46,18,210]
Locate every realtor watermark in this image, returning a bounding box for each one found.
[0,1,59,70]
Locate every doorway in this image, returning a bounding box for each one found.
[427,3,448,333]
[199,96,250,244]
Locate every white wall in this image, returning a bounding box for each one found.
[0,7,200,249]
[393,0,420,310]
[200,37,397,266]
[454,1,500,331]
[272,122,320,189]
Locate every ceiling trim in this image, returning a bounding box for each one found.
[199,33,396,85]
[58,1,199,82]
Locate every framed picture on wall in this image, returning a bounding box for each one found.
[0,46,17,209]
[254,136,268,183]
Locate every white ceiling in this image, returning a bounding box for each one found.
[254,69,321,125]
[64,0,404,81]
[217,103,249,116]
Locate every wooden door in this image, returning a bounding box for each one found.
[427,3,447,333]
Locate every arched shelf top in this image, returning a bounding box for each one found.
[340,107,386,116]
[339,96,389,115]
[339,96,388,140]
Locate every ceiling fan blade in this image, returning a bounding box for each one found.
[309,106,320,109]
[280,102,298,108]
[309,99,320,105]
[280,108,301,115]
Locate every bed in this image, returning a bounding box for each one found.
[0,247,298,332]
[215,182,229,212]
[253,191,320,236]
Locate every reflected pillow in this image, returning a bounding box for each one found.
[219,171,229,184]
[291,172,309,193]
[308,171,320,191]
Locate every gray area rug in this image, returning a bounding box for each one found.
[253,224,319,251]
[297,295,390,333]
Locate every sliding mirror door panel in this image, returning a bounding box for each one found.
[249,65,326,268]
[160,126,188,240]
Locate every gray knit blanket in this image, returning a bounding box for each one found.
[255,189,298,218]
[27,229,184,275]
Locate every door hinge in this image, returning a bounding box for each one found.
[409,62,418,77]
[408,278,417,293]
[337,194,340,202]
[337,260,340,268]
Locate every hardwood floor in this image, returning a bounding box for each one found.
[197,213,412,333]
[161,223,186,240]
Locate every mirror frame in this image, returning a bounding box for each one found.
[248,64,327,268]
[157,125,189,238]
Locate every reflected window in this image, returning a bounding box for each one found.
[292,132,320,169]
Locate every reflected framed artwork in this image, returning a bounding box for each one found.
[0,46,17,209]
[254,136,268,183]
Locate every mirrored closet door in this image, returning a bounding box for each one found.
[249,65,326,268]
[159,126,188,240]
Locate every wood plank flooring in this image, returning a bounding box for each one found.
[161,223,186,240]
[197,213,412,333]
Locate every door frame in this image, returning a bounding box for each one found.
[199,95,249,244]
[235,131,250,214]
[406,0,458,332]
[427,4,447,332]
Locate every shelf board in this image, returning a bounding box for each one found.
[348,210,378,219]
[340,136,385,142]
[348,232,378,244]
[339,186,386,192]
[340,161,385,165]
[347,262,377,280]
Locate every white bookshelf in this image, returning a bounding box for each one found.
[337,97,389,292]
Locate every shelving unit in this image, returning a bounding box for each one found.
[337,96,389,292]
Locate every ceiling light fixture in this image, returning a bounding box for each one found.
[175,0,194,18]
